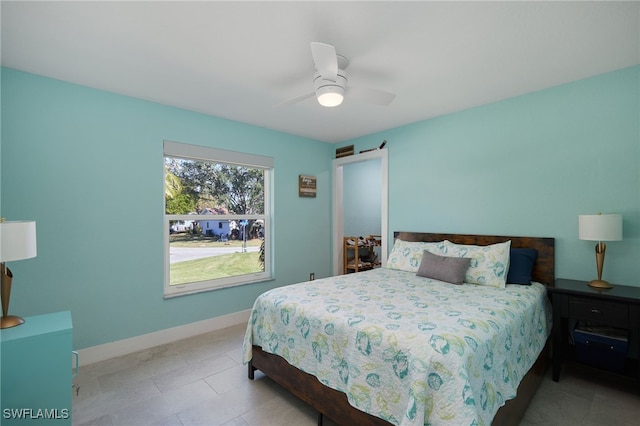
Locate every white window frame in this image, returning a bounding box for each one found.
[163,140,273,298]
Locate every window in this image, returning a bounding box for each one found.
[163,141,273,298]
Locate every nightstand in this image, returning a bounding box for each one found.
[548,279,640,383]
[0,311,74,425]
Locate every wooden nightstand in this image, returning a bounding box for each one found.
[548,278,640,383]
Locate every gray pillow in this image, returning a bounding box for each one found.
[416,250,471,284]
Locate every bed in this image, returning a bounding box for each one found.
[243,232,555,426]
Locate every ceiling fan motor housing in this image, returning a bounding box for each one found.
[314,70,347,107]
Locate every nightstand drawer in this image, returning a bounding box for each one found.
[569,297,628,327]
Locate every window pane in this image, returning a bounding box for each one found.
[163,142,272,297]
[165,158,264,215]
[169,217,265,286]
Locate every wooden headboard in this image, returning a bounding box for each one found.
[394,231,555,286]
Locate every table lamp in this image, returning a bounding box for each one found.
[0,219,37,328]
[578,213,622,289]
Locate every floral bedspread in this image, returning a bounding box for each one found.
[243,268,551,426]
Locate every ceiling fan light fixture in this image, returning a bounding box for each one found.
[316,85,344,107]
[313,71,347,107]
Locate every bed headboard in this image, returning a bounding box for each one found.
[394,231,555,286]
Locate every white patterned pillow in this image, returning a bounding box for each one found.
[442,240,511,288]
[386,239,446,273]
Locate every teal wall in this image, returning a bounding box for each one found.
[346,66,640,287]
[1,68,334,349]
[343,158,382,237]
[2,65,639,351]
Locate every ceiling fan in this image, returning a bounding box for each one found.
[276,42,396,108]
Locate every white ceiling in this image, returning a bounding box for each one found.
[2,1,639,143]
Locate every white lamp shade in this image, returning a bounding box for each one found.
[0,221,37,262]
[579,214,622,242]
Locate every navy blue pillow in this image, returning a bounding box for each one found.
[507,248,538,285]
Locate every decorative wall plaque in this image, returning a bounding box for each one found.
[298,175,317,198]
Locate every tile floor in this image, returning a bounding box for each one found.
[73,324,640,426]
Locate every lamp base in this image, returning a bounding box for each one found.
[588,279,613,289]
[1,315,25,329]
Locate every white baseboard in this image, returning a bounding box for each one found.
[76,309,251,366]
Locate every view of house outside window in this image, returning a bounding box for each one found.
[163,141,272,297]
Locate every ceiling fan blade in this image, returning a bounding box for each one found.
[274,91,316,108]
[348,86,396,106]
[311,42,338,81]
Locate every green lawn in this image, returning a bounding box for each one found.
[170,251,262,285]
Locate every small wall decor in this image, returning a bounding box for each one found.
[298,175,317,198]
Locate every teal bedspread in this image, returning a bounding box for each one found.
[243,268,551,426]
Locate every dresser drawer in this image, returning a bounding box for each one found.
[569,297,628,327]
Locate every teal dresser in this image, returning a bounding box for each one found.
[1,311,73,425]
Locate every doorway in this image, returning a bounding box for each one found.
[332,149,388,275]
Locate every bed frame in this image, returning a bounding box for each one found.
[248,232,555,426]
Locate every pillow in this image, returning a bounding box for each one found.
[416,250,470,284]
[386,239,446,273]
[442,240,511,288]
[507,248,538,285]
